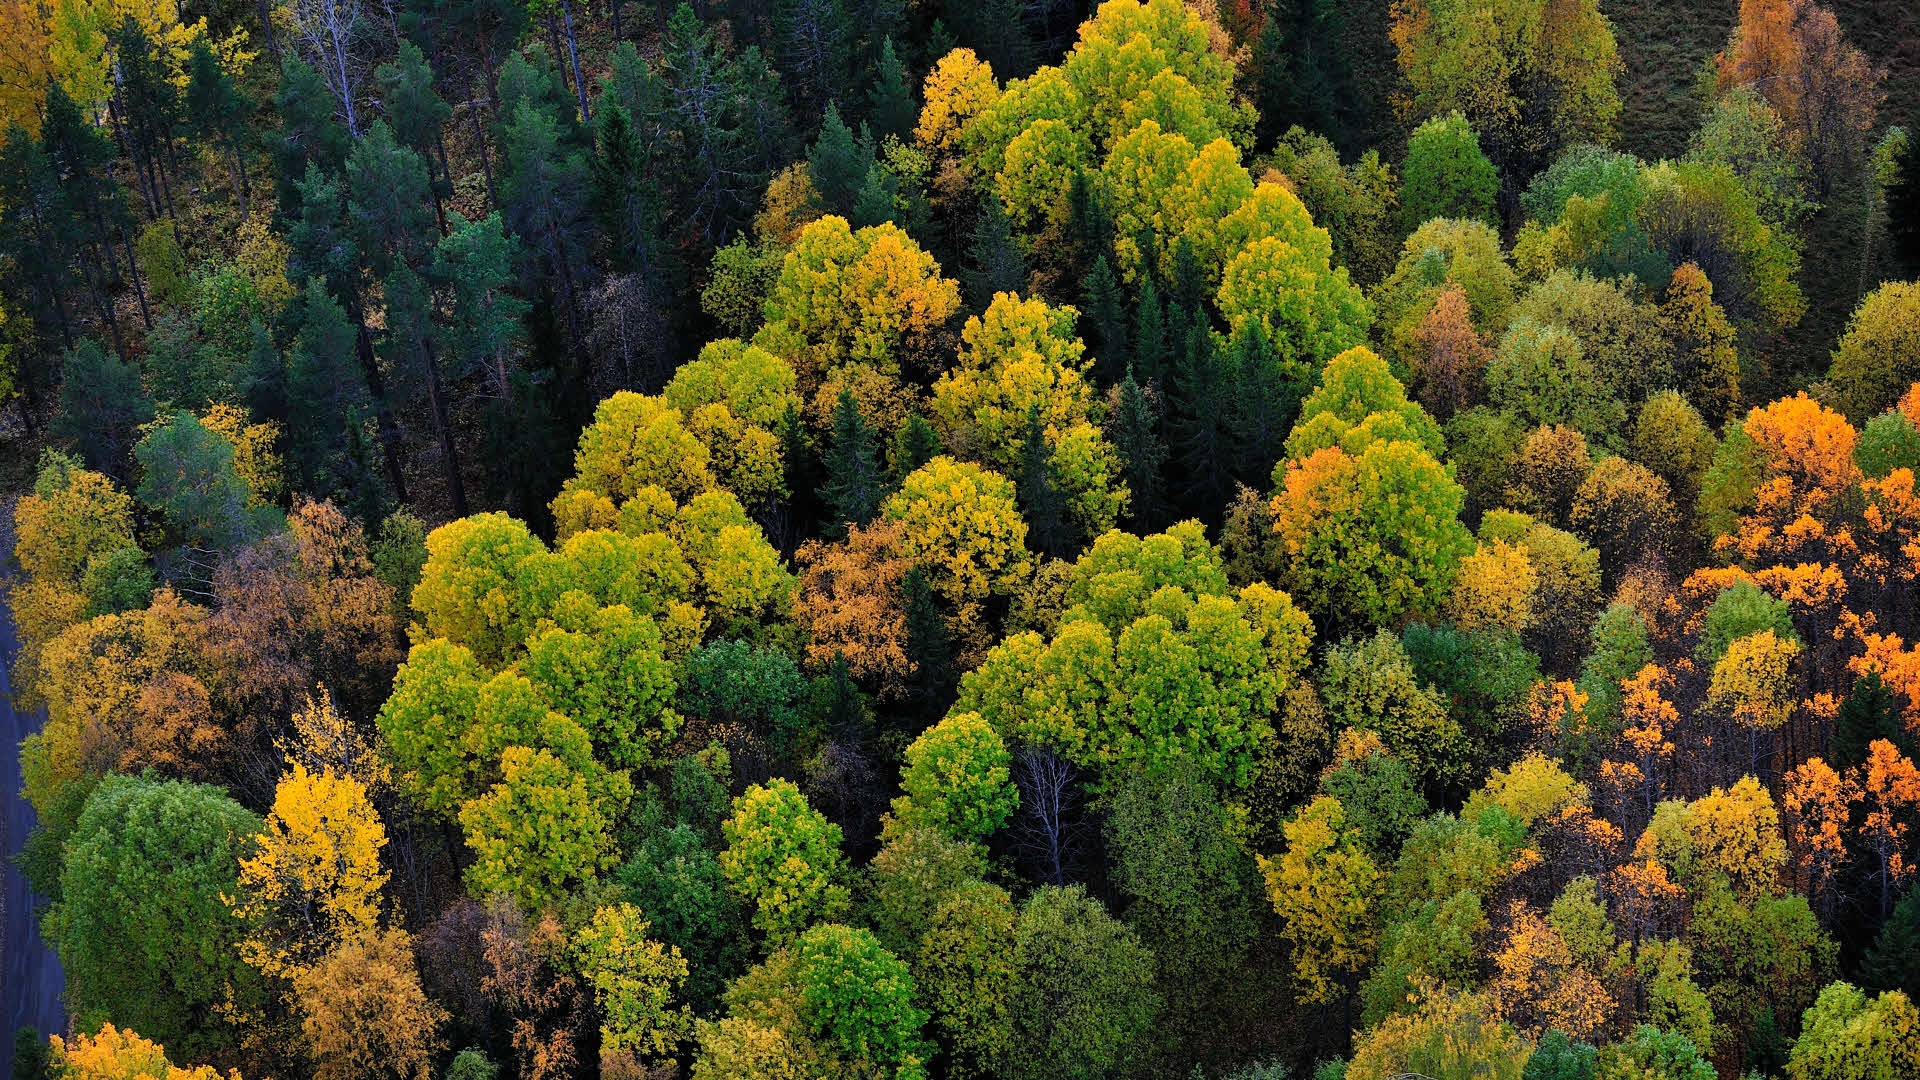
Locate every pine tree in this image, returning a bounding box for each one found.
[890,413,941,480]
[185,41,253,218]
[1888,136,1920,277]
[776,0,851,118]
[286,281,381,509]
[375,41,452,231]
[947,0,1033,79]
[499,98,593,350]
[381,264,468,516]
[1224,320,1300,487]
[809,104,870,214]
[1069,168,1115,271]
[1133,275,1167,385]
[1863,888,1920,998]
[866,37,915,141]
[824,389,887,532]
[1109,369,1168,532]
[966,196,1028,309]
[1082,254,1128,384]
[273,56,349,224]
[592,100,672,284]
[902,566,954,721]
[1016,406,1074,558]
[781,402,824,531]
[1833,670,1906,767]
[110,16,183,222]
[348,122,437,278]
[851,159,899,227]
[1171,310,1235,518]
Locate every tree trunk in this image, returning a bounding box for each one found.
[423,339,469,516]
[560,0,590,123]
[119,220,153,329]
[255,0,279,60]
[348,305,412,504]
[226,135,251,219]
[469,106,499,211]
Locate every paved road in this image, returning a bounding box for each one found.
[1,591,65,1065]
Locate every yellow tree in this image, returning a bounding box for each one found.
[292,928,448,1080]
[233,763,389,980]
[1779,757,1857,910]
[0,0,49,136]
[48,1023,243,1080]
[1855,739,1920,919]
[1389,0,1621,180]
[916,48,999,155]
[762,216,962,379]
[1487,900,1614,1040]
[570,903,693,1059]
[1257,795,1380,1005]
[882,456,1031,632]
[1448,539,1537,634]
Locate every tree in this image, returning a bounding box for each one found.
[1862,890,1920,998]
[1400,112,1498,229]
[50,776,264,1060]
[1106,372,1168,530]
[1345,983,1530,1080]
[1829,281,1920,421]
[764,216,962,376]
[293,929,449,1080]
[1487,319,1623,442]
[1269,439,1473,631]
[1410,285,1492,421]
[1258,795,1380,1005]
[232,763,389,980]
[1592,1025,1715,1080]
[44,1022,241,1080]
[916,883,1015,1079]
[794,521,914,690]
[881,456,1031,611]
[868,38,915,140]
[1320,634,1466,786]
[51,339,154,478]
[1214,225,1371,373]
[1568,457,1677,577]
[824,388,888,531]
[1660,263,1743,427]
[964,197,1028,311]
[569,903,692,1058]
[1488,900,1614,1040]
[791,924,930,1076]
[1284,344,1445,462]
[719,779,851,944]
[1373,218,1518,374]
[915,47,999,156]
[1717,0,1884,194]
[1389,0,1622,185]
[458,746,624,905]
[134,412,280,552]
[890,711,1016,842]
[1832,671,1903,769]
[1104,762,1260,985]
[1856,739,1920,920]
[1004,885,1159,1080]
[1688,85,1816,230]
[1785,982,1920,1080]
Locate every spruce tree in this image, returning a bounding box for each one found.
[1109,369,1168,532]
[775,0,851,118]
[273,56,350,220]
[902,566,954,721]
[890,413,942,480]
[851,160,899,227]
[185,41,253,218]
[1082,254,1128,384]
[824,389,886,532]
[965,196,1028,309]
[1224,320,1300,487]
[809,104,870,214]
[866,37,915,141]
[1068,168,1114,270]
[1016,406,1074,558]
[781,402,824,530]
[1133,275,1168,385]
[375,41,453,228]
[1863,888,1920,998]
[1170,310,1235,517]
[1833,670,1906,767]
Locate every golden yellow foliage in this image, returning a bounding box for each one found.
[233,763,389,980]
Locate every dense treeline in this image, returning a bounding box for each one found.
[3,0,1920,1079]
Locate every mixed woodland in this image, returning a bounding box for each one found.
[3,0,1920,1077]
